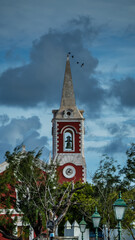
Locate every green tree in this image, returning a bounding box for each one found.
[121,143,135,186]
[92,154,122,240]
[122,188,135,240]
[2,146,84,239]
[58,182,96,235]
[92,153,135,240]
[59,152,135,239]
[0,168,21,240]
[119,143,135,239]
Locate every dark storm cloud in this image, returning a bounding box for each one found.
[0,115,49,163]
[110,77,135,109]
[23,131,49,160]
[103,137,127,154]
[105,122,129,136]
[67,16,101,43]
[0,116,41,139]
[86,137,127,155]
[1,15,134,118]
[24,131,48,148]
[0,17,106,117]
[86,120,130,155]
[124,119,135,126]
[102,123,129,154]
[106,123,120,135]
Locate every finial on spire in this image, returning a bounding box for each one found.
[67,54,69,60]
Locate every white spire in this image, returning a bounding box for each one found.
[60,55,76,108]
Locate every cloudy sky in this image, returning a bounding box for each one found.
[0,0,135,180]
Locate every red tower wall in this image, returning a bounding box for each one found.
[58,163,83,184]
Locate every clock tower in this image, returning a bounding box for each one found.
[52,55,86,183]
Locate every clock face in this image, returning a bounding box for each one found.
[63,165,76,179]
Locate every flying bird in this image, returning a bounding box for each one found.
[67,53,85,69]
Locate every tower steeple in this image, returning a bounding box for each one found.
[52,55,86,183]
[61,55,76,108]
[54,55,83,119]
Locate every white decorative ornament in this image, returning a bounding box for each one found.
[63,109,73,118]
[63,165,76,178]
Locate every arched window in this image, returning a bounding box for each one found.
[64,129,74,151]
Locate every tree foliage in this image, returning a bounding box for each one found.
[0,166,20,239]
[92,154,122,240]
[58,181,96,235]
[120,143,135,186]
[122,188,135,240]
[92,151,135,240]
[1,146,84,239]
[1,143,135,240]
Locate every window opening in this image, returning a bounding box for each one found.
[64,130,73,151]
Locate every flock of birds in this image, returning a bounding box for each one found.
[68,52,84,67]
